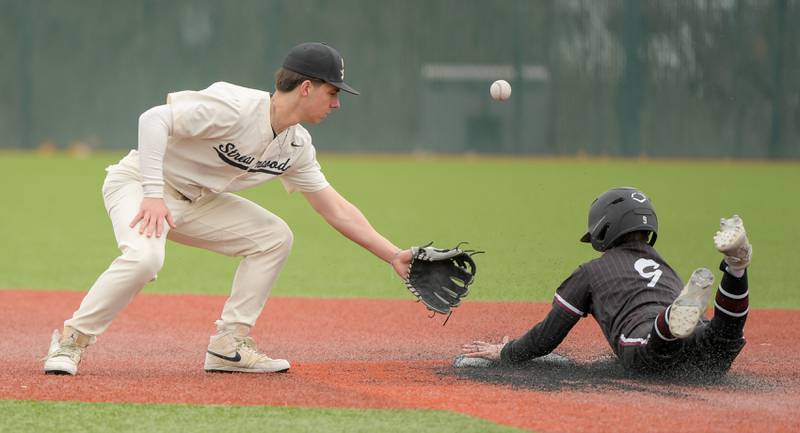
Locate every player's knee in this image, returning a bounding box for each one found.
[273,220,294,252]
[122,244,165,280]
[254,220,293,256]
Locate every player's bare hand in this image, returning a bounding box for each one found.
[129,197,176,238]
[461,336,509,361]
[390,249,413,279]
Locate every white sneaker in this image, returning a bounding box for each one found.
[43,328,93,375]
[204,323,290,373]
[713,215,752,272]
[668,268,715,339]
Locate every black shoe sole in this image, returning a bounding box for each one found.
[204,368,289,374]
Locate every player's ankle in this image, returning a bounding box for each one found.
[725,266,745,278]
[214,320,251,337]
[61,326,93,347]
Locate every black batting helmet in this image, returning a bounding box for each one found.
[580,187,658,252]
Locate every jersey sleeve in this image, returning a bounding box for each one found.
[137,105,173,197]
[279,142,330,193]
[553,265,592,319]
[498,267,591,364]
[166,88,242,140]
[500,305,580,364]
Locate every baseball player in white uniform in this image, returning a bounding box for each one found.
[43,42,414,375]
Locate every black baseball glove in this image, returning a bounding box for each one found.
[404,243,479,316]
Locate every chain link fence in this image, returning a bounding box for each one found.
[1,0,797,158]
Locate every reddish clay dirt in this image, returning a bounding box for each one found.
[1,290,798,433]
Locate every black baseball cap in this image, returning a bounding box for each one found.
[282,42,359,95]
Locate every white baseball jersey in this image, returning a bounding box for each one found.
[164,81,329,201]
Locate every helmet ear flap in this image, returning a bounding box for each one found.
[596,224,609,242]
[591,223,611,251]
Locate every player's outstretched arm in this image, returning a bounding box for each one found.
[303,186,411,278]
[463,305,580,364]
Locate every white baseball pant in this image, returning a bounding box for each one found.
[64,151,293,336]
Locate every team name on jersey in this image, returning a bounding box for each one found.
[214,143,292,175]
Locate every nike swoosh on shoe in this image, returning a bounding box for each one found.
[207,350,242,362]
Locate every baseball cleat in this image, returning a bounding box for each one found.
[43,329,93,375]
[668,268,715,339]
[713,215,752,272]
[204,331,290,373]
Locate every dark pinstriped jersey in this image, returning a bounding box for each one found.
[555,240,683,354]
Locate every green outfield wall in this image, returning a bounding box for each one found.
[1,0,798,158]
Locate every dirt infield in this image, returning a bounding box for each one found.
[2,290,798,433]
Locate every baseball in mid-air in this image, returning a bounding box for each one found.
[490,79,512,101]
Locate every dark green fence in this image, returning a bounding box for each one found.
[2,0,798,158]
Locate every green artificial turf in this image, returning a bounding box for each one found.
[1,152,797,307]
[0,400,527,433]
